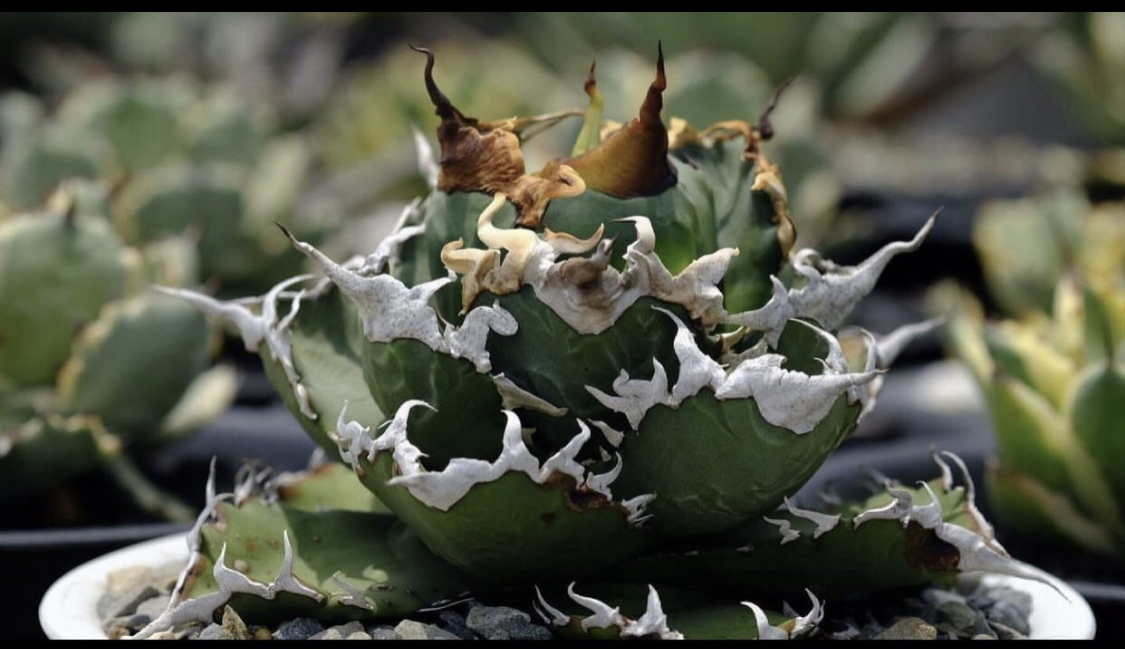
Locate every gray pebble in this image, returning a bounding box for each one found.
[136,595,170,621]
[274,617,326,640]
[466,605,553,640]
[367,625,398,640]
[875,617,938,640]
[98,584,159,620]
[986,601,1031,636]
[311,621,367,640]
[395,619,462,640]
[438,610,476,640]
[923,587,967,608]
[197,623,228,640]
[989,621,1028,641]
[937,601,980,637]
[222,606,252,640]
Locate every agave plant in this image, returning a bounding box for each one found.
[941,192,1125,560]
[148,45,1048,639]
[0,186,237,521]
[0,77,325,297]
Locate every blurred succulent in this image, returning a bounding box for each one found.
[151,46,1047,639]
[1035,12,1125,143]
[0,77,330,297]
[938,192,1125,560]
[0,188,237,521]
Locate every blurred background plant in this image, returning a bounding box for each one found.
[933,192,1125,561]
[1,10,1124,639]
[0,184,237,524]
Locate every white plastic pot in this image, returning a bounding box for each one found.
[40,532,1097,639]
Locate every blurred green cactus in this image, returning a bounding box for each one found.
[154,45,1048,639]
[0,189,237,518]
[940,192,1125,560]
[0,78,326,297]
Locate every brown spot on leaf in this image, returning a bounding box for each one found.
[565,43,675,198]
[904,521,960,572]
[413,45,585,230]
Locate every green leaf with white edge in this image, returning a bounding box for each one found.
[1066,361,1125,513]
[0,211,130,387]
[353,450,657,583]
[983,321,1076,410]
[986,461,1120,559]
[615,479,973,600]
[391,191,515,323]
[612,319,858,536]
[539,581,792,640]
[487,289,691,448]
[57,292,212,437]
[988,374,1125,540]
[1083,283,1124,365]
[362,338,506,470]
[260,287,384,459]
[673,138,788,315]
[189,500,473,624]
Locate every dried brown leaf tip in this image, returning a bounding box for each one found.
[565,42,676,199]
[413,45,584,229]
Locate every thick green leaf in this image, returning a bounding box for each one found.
[260,287,384,458]
[190,501,473,623]
[363,338,505,470]
[616,480,969,600]
[355,451,656,583]
[1067,362,1125,511]
[0,211,129,387]
[986,461,1119,559]
[58,293,210,436]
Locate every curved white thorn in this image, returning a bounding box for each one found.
[762,516,801,545]
[875,317,945,367]
[654,306,726,405]
[622,585,684,640]
[931,447,955,492]
[272,531,324,601]
[584,453,623,497]
[493,373,568,417]
[853,487,914,528]
[783,497,842,539]
[740,600,789,640]
[544,223,605,255]
[154,286,265,351]
[791,589,824,638]
[616,216,655,255]
[913,481,946,528]
[590,420,626,447]
[567,583,626,630]
[941,450,999,547]
[534,586,570,626]
[331,571,373,610]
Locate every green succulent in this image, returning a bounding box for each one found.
[0,188,237,519]
[155,46,1048,639]
[0,78,326,297]
[941,193,1125,560]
